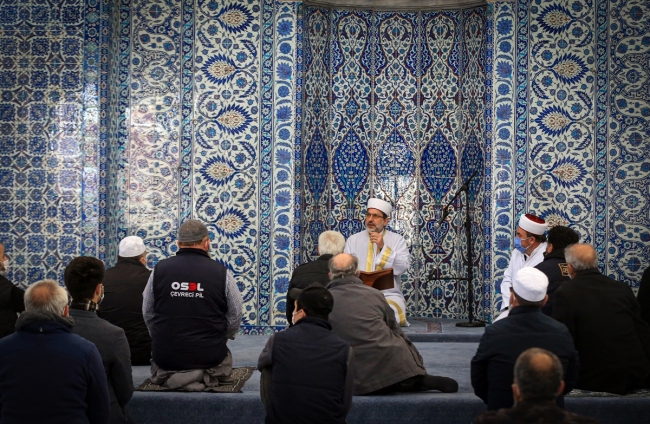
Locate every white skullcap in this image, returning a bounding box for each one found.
[119,236,146,257]
[367,198,392,217]
[513,268,548,302]
[518,214,548,235]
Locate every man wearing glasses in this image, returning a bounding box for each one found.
[344,198,410,326]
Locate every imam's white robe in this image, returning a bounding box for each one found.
[499,242,547,309]
[344,229,410,326]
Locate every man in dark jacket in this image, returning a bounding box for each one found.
[326,253,458,395]
[143,219,243,377]
[0,242,24,338]
[0,279,110,424]
[99,236,152,365]
[554,243,650,394]
[473,348,598,424]
[472,267,579,410]
[259,283,354,424]
[534,226,579,316]
[286,230,345,324]
[65,256,135,424]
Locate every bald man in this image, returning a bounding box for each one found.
[554,243,650,394]
[473,348,598,424]
[325,253,457,395]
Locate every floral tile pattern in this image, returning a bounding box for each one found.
[0,0,647,329]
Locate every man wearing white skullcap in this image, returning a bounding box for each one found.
[99,236,152,365]
[344,198,411,326]
[498,214,548,316]
[471,267,578,411]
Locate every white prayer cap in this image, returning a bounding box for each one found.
[367,198,392,217]
[513,268,548,302]
[119,236,146,257]
[518,214,548,235]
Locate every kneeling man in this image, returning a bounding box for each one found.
[143,219,243,388]
[326,253,458,395]
[259,283,353,424]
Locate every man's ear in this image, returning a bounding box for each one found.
[62,305,69,318]
[556,380,565,396]
[540,294,549,307]
[95,283,103,297]
[139,254,147,266]
[512,383,522,403]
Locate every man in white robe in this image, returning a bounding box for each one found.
[496,214,548,321]
[344,198,410,326]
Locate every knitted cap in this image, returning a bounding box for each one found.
[178,219,209,243]
[118,236,145,257]
[513,268,548,302]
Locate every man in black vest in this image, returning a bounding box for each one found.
[99,236,152,365]
[258,283,354,424]
[535,226,579,316]
[143,219,243,377]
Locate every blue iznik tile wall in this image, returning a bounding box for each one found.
[300,6,491,320]
[489,0,650,318]
[0,0,648,329]
[0,0,107,286]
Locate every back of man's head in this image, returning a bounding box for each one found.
[512,268,548,308]
[514,348,563,402]
[25,280,69,315]
[547,226,579,251]
[292,283,334,321]
[65,256,105,302]
[318,231,345,256]
[564,243,598,271]
[329,253,358,280]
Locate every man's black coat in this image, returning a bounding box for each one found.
[286,254,332,324]
[535,248,571,316]
[554,268,650,394]
[471,306,579,410]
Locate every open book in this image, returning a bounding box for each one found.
[358,268,394,291]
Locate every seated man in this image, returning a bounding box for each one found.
[471,268,578,410]
[65,256,135,424]
[473,348,598,424]
[286,230,345,324]
[326,253,458,395]
[554,243,650,394]
[258,283,353,424]
[344,198,410,326]
[143,219,243,388]
[497,214,548,320]
[534,226,579,316]
[99,235,152,365]
[0,280,109,424]
[0,242,24,338]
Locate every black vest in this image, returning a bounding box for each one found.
[267,317,350,424]
[150,248,228,370]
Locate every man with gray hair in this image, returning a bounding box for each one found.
[143,219,243,388]
[473,348,598,424]
[554,243,650,394]
[286,231,345,324]
[0,280,110,423]
[326,253,458,395]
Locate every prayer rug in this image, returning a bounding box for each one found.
[402,318,443,334]
[136,366,255,393]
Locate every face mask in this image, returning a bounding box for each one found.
[0,259,8,277]
[514,237,527,253]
